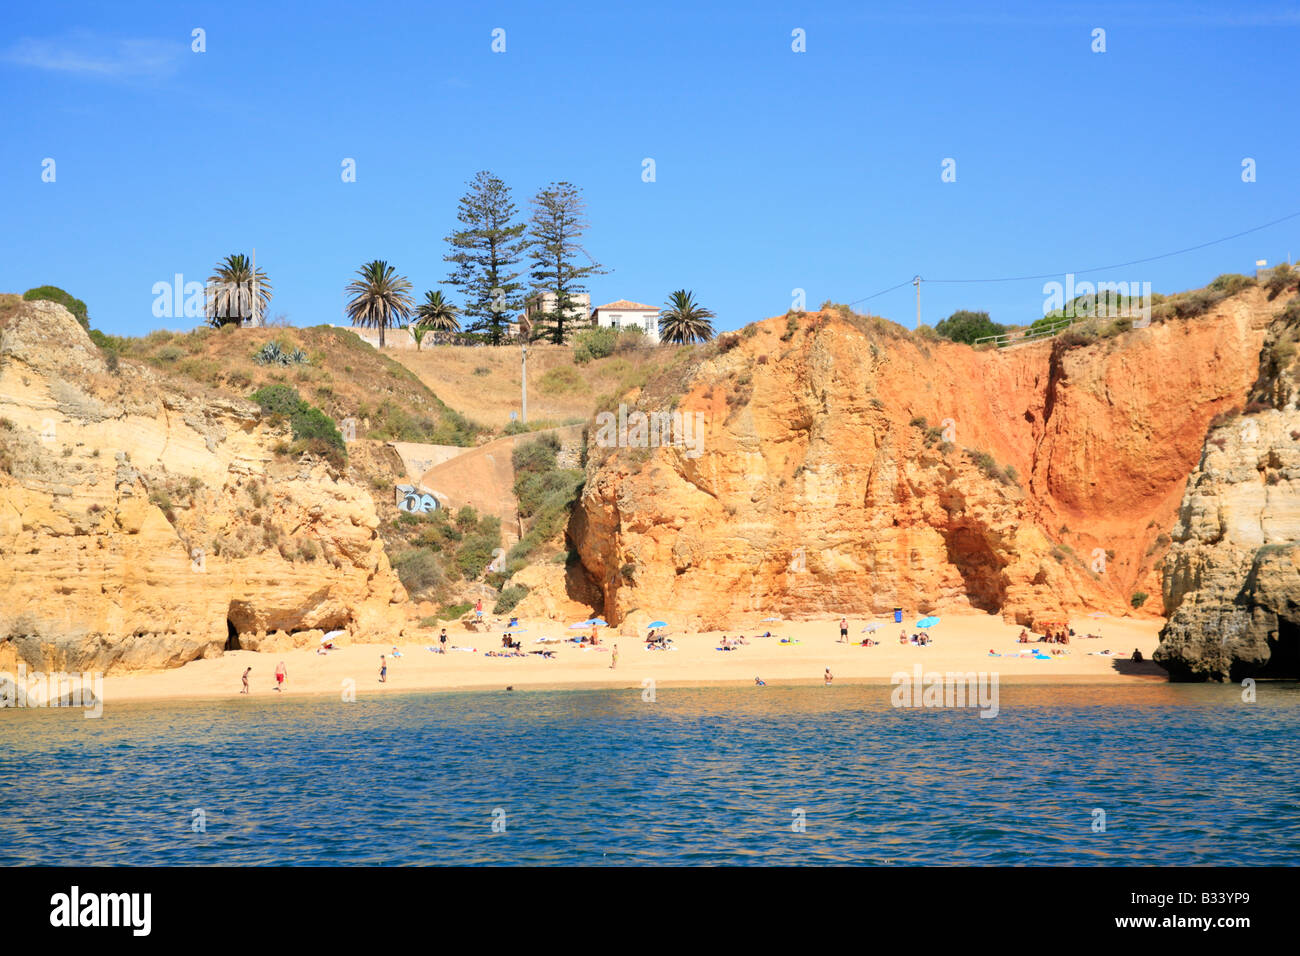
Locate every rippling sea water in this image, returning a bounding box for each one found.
[2,682,1298,865]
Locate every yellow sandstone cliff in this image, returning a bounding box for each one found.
[0,299,405,672]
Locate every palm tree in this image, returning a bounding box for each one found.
[344,260,414,348]
[206,253,272,327]
[658,290,715,344]
[412,289,461,344]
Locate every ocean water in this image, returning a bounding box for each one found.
[1,682,1298,865]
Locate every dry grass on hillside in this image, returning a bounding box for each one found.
[93,324,481,446]
[389,340,686,428]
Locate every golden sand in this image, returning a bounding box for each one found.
[101,611,1165,703]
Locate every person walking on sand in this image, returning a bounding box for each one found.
[475,598,483,621]
[379,655,387,683]
[275,661,286,692]
[610,644,618,669]
[241,667,251,695]
[824,667,833,686]
[839,618,849,643]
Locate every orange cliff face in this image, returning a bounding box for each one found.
[570,292,1274,630]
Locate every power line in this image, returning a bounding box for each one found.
[847,208,1300,304]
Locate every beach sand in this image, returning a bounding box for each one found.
[100,611,1167,703]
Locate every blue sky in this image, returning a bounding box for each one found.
[3,0,1298,336]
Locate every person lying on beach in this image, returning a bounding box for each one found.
[391,646,402,658]
[754,677,766,686]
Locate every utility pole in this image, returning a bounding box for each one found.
[913,275,921,328]
[250,247,260,328]
[521,340,528,424]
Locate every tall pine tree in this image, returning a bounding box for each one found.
[526,182,607,344]
[443,171,527,345]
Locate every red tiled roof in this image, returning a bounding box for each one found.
[593,300,658,312]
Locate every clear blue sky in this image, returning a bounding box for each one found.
[3,0,1298,336]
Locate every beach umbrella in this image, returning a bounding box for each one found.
[504,628,528,633]
[322,629,346,642]
[862,622,884,633]
[916,616,941,629]
[646,621,668,629]
[568,622,590,630]
[589,618,609,627]
[761,617,781,622]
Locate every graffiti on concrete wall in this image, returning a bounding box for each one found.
[395,483,440,514]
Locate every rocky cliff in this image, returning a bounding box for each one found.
[1155,306,1300,680]
[570,291,1277,634]
[0,298,406,673]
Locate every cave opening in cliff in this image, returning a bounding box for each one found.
[225,619,241,652]
[941,524,1008,613]
[1263,616,1299,679]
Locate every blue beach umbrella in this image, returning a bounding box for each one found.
[916,616,941,629]
[647,621,668,629]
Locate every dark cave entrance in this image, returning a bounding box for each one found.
[1262,617,1299,679]
[225,619,241,652]
[942,525,1008,613]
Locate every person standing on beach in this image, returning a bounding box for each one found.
[824,667,833,686]
[839,618,848,643]
[379,655,387,683]
[439,628,448,653]
[475,598,483,621]
[275,662,286,692]
[241,667,251,695]
[610,644,618,669]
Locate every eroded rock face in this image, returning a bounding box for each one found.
[572,296,1274,632]
[1156,407,1300,680]
[0,300,406,672]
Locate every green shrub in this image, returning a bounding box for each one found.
[392,548,443,596]
[493,584,530,615]
[1265,263,1297,298]
[539,366,587,394]
[455,532,498,580]
[249,384,346,464]
[935,310,1005,345]
[23,286,89,329]
[1131,591,1149,609]
[1208,273,1256,295]
[573,326,617,364]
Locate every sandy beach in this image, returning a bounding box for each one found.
[100,611,1166,704]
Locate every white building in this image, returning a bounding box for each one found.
[591,300,661,344]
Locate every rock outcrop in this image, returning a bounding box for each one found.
[0,299,406,672]
[571,293,1276,632]
[1155,317,1300,680]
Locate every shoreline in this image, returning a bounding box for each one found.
[89,611,1168,707]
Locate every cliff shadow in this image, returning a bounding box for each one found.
[940,523,1009,613]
